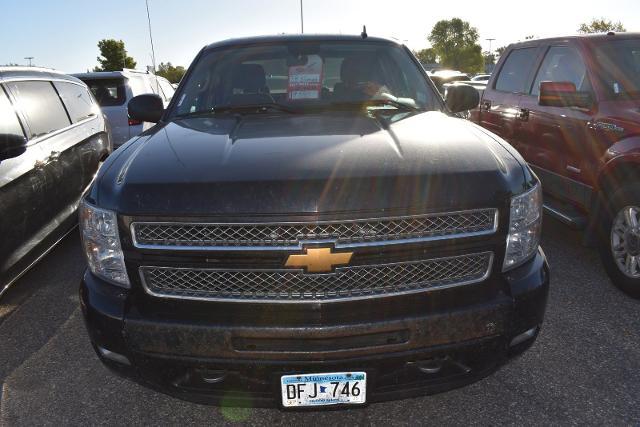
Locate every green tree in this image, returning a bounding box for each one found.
[578,18,626,34]
[483,52,496,66]
[495,46,508,57]
[94,39,136,72]
[428,18,484,73]
[156,62,186,83]
[413,48,437,65]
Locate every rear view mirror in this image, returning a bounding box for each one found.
[0,133,28,161]
[128,94,164,123]
[539,81,592,109]
[445,84,480,113]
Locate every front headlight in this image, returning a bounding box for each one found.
[503,183,542,271]
[79,200,130,287]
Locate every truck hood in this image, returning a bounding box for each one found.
[95,111,528,216]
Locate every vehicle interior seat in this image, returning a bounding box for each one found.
[333,56,379,101]
[228,63,273,105]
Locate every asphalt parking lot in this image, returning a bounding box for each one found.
[1,216,639,426]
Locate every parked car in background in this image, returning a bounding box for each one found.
[472,32,640,298]
[73,70,175,148]
[471,74,491,83]
[428,70,471,95]
[79,34,549,408]
[0,67,110,294]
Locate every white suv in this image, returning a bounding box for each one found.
[73,69,175,148]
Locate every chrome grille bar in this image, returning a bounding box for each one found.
[131,209,498,250]
[139,252,493,302]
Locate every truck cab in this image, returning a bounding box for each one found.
[473,32,640,297]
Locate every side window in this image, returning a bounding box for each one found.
[495,47,538,93]
[6,81,70,139]
[531,46,591,95]
[148,77,161,96]
[0,87,24,136]
[158,78,175,101]
[84,78,126,107]
[53,82,98,123]
[129,76,154,96]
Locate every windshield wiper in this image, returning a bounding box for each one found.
[213,103,299,114]
[175,102,299,119]
[173,103,299,119]
[330,98,419,111]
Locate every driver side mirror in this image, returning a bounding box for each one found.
[539,81,592,109]
[0,133,28,161]
[445,84,480,114]
[128,94,164,123]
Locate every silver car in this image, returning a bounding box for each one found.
[73,70,175,148]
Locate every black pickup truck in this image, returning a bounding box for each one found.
[79,34,549,408]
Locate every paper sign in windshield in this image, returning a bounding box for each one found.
[288,55,323,100]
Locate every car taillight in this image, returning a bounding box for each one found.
[128,118,142,126]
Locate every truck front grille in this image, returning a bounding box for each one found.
[139,252,493,302]
[131,209,498,250]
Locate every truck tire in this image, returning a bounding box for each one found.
[599,184,640,299]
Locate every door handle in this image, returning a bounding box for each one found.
[518,108,530,121]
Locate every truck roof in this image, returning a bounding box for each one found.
[203,34,400,51]
[506,32,640,49]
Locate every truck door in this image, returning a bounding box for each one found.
[478,46,541,150]
[516,44,596,208]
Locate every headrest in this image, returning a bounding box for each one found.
[232,64,267,92]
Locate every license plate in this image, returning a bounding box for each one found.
[281,372,367,407]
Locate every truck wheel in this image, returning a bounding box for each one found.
[600,184,640,299]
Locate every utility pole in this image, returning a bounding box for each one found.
[24,56,34,67]
[300,0,304,34]
[485,38,495,54]
[145,0,159,90]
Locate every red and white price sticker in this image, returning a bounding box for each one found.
[288,55,323,100]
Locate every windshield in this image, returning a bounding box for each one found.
[169,41,441,118]
[594,39,640,100]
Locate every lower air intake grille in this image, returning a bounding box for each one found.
[139,252,493,302]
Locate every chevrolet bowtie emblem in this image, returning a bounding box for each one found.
[285,248,353,273]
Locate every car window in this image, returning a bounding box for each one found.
[531,46,591,95]
[129,75,155,96]
[6,81,71,139]
[495,47,538,93]
[593,39,640,100]
[171,41,440,117]
[158,78,175,101]
[53,82,98,123]
[83,78,126,106]
[147,76,162,96]
[0,87,24,136]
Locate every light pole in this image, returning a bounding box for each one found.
[485,38,495,54]
[300,0,304,34]
[24,56,34,67]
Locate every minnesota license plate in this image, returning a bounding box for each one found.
[281,372,367,407]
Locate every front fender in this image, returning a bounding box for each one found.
[597,136,640,191]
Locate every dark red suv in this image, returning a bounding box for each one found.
[472,33,640,298]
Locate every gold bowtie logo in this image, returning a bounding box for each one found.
[285,247,353,273]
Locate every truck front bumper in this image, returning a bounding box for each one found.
[80,248,549,407]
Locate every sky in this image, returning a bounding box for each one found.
[1,0,638,73]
